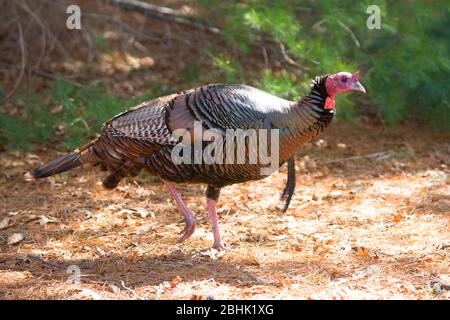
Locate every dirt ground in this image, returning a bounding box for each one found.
[0,121,448,300]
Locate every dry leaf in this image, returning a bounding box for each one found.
[314,243,330,253]
[134,207,154,218]
[355,246,369,257]
[129,223,155,235]
[77,288,104,300]
[117,209,135,216]
[0,217,10,230]
[328,190,343,199]
[269,234,288,241]
[8,233,25,245]
[272,228,289,235]
[39,215,56,225]
[169,276,183,288]
[23,215,40,224]
[197,248,225,260]
[95,246,110,257]
[288,212,304,219]
[315,139,328,149]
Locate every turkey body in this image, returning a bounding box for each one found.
[27,76,338,249]
[90,81,334,188]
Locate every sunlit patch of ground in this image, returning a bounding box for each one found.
[0,122,448,299]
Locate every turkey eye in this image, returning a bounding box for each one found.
[341,77,347,83]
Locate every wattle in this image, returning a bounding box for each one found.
[324,96,335,109]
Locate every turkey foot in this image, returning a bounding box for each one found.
[163,179,196,243]
[178,215,196,243]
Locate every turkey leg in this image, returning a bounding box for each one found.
[280,157,296,212]
[206,186,224,249]
[163,180,196,242]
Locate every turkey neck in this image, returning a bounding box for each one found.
[274,75,335,163]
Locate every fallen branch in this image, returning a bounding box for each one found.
[83,12,161,42]
[109,0,222,35]
[0,63,86,88]
[0,18,26,104]
[18,1,47,69]
[327,151,395,164]
[120,280,142,300]
[27,255,68,270]
[338,20,360,48]
[110,0,314,72]
[25,254,95,270]
[277,41,312,71]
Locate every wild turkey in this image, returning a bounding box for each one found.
[25,71,365,249]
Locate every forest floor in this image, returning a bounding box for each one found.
[0,121,448,300]
[0,0,449,300]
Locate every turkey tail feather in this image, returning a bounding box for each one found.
[25,151,82,180]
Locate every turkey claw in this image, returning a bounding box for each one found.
[178,217,196,242]
[212,241,225,250]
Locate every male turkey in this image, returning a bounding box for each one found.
[25,71,365,249]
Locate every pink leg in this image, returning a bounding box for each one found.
[207,198,224,249]
[163,180,196,242]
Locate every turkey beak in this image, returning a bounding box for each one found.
[351,81,366,93]
[351,71,366,93]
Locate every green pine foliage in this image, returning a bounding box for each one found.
[0,94,58,150]
[201,0,449,129]
[52,80,137,149]
[0,80,135,150]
